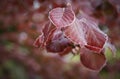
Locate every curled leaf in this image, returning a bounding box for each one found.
[64,18,87,46]
[33,21,56,48]
[79,13,108,52]
[64,11,107,53]
[46,29,72,53]
[33,34,44,47]
[42,21,55,43]
[49,4,75,28]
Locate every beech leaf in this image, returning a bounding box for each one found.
[64,18,87,46]
[46,29,72,53]
[42,21,55,42]
[64,12,107,52]
[79,13,108,52]
[49,4,75,28]
[33,21,56,48]
[80,48,106,71]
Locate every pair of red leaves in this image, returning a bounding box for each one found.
[34,4,115,71]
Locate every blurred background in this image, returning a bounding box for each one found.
[0,0,120,79]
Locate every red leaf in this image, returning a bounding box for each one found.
[33,34,44,48]
[33,21,56,48]
[80,48,106,71]
[64,12,107,52]
[64,18,87,47]
[49,4,75,28]
[59,46,73,56]
[46,29,72,53]
[42,21,56,45]
[34,21,73,54]
[79,15,108,52]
